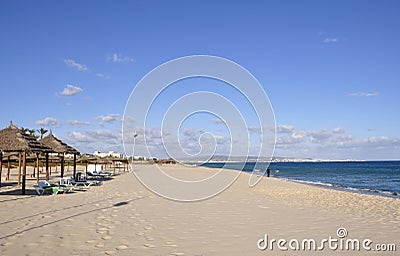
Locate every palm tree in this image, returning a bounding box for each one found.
[29,129,39,140]
[37,128,48,139]
[20,127,29,134]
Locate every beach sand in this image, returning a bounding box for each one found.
[0,164,399,255]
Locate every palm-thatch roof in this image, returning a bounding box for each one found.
[40,131,80,154]
[0,121,53,153]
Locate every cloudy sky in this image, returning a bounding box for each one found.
[1,1,399,160]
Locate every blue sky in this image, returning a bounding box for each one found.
[0,0,399,160]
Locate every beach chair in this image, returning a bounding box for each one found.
[59,178,85,191]
[34,181,71,195]
[86,170,112,179]
[74,172,102,186]
[66,175,100,187]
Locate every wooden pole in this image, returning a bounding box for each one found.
[22,151,26,195]
[32,155,35,177]
[0,151,3,187]
[85,161,88,174]
[7,155,11,180]
[18,152,21,185]
[60,153,65,178]
[73,153,77,179]
[45,153,49,180]
[36,153,40,182]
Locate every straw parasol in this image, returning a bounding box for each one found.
[0,121,53,194]
[78,154,102,174]
[40,130,80,179]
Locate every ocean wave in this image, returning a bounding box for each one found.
[286,178,399,198]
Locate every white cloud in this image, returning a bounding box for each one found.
[333,127,345,134]
[247,126,262,133]
[68,129,121,146]
[68,131,91,143]
[67,120,90,127]
[64,59,88,71]
[333,135,353,146]
[96,114,122,124]
[35,117,60,127]
[323,38,338,43]
[309,129,332,143]
[348,92,379,97]
[108,53,134,63]
[276,125,295,134]
[60,84,83,96]
[211,118,227,125]
[96,73,111,79]
[85,130,120,143]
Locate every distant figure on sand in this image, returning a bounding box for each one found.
[267,167,271,177]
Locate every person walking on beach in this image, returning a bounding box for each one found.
[267,167,271,177]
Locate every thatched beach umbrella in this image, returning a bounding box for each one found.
[40,131,80,179]
[1,152,18,181]
[0,121,53,194]
[104,156,128,174]
[78,154,109,174]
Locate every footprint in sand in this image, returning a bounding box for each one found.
[145,237,155,241]
[143,243,156,248]
[104,250,116,255]
[170,252,185,256]
[102,236,112,240]
[86,240,97,244]
[163,243,178,248]
[95,243,105,248]
[116,245,128,250]
[97,227,109,231]
[144,226,153,230]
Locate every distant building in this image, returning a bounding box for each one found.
[93,150,123,158]
[132,155,149,161]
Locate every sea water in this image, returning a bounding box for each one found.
[201,161,400,198]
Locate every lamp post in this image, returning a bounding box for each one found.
[131,131,138,171]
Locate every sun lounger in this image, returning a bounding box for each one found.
[59,178,88,191]
[74,172,102,186]
[86,170,112,178]
[34,181,72,195]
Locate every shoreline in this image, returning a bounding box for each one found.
[199,160,400,199]
[281,177,400,199]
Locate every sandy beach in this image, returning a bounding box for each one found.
[0,164,399,255]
